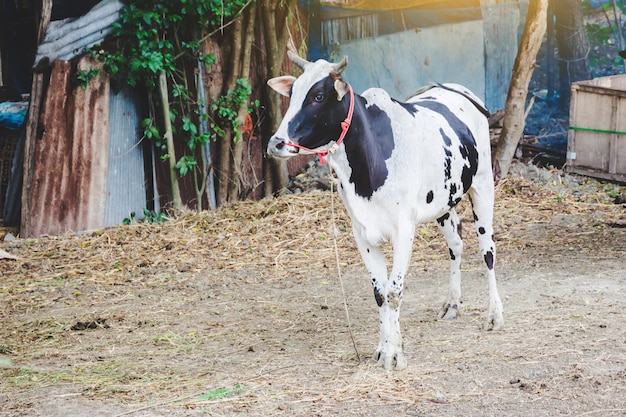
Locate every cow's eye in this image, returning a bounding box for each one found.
[314,92,324,102]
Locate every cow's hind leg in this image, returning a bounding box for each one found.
[436,209,463,320]
[469,186,504,330]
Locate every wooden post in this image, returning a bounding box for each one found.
[492,0,548,184]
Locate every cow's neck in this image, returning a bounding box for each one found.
[331,95,395,200]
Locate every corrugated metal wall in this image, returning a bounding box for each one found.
[26,57,110,237]
[22,56,149,237]
[104,86,147,226]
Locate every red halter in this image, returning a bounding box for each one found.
[284,84,354,165]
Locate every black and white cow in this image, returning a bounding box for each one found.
[267,51,504,370]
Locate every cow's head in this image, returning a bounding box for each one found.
[267,51,350,159]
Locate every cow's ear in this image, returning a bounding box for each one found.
[267,76,296,97]
[334,79,349,101]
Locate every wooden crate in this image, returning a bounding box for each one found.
[567,74,626,183]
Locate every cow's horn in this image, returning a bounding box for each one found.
[287,49,311,70]
[333,55,348,74]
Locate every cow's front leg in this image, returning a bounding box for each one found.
[377,225,416,371]
[354,224,413,370]
[352,229,397,369]
[375,288,407,370]
[352,231,390,366]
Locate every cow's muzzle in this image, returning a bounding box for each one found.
[267,136,299,159]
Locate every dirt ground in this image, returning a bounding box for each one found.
[1,164,625,417]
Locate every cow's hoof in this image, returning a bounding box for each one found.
[484,311,504,331]
[438,302,459,320]
[484,298,504,331]
[373,349,407,371]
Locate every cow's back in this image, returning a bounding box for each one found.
[353,85,490,225]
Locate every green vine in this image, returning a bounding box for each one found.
[88,0,255,208]
[211,78,259,143]
[123,209,169,225]
[74,67,101,89]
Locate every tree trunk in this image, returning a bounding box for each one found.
[216,15,243,206]
[260,0,297,197]
[228,3,257,202]
[492,0,548,184]
[159,70,182,210]
[554,0,591,111]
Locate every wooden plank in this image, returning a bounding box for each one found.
[568,166,626,183]
[568,89,612,172]
[609,95,619,175]
[612,90,626,176]
[575,83,626,99]
[567,75,626,181]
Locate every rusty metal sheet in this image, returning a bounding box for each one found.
[26,56,109,237]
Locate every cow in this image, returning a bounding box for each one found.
[266,51,504,370]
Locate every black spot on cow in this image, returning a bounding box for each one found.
[449,248,456,260]
[484,251,494,270]
[418,100,479,193]
[395,100,419,116]
[457,221,462,239]
[473,211,479,221]
[426,190,434,204]
[459,141,479,193]
[440,129,453,181]
[374,287,384,307]
[448,183,458,207]
[343,98,395,199]
[478,226,486,235]
[450,196,461,207]
[437,212,450,227]
[443,155,452,182]
[440,128,453,147]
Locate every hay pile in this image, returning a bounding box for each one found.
[1,165,623,317]
[1,165,624,285]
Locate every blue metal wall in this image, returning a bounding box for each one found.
[337,20,487,105]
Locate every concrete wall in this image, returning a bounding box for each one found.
[336,20,486,104]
